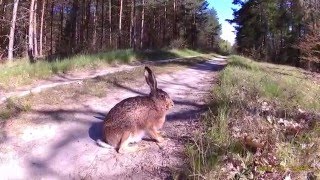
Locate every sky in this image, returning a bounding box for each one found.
[207,0,238,45]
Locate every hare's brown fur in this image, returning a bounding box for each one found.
[101,67,174,153]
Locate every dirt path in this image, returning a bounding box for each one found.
[0,56,205,104]
[0,58,226,179]
[0,64,135,104]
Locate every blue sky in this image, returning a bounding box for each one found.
[207,0,237,44]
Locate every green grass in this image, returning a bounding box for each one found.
[168,49,204,57]
[0,49,207,90]
[187,55,320,179]
[222,56,320,114]
[0,98,31,120]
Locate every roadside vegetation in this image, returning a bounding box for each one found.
[0,49,207,90]
[188,55,320,179]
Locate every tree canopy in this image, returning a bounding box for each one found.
[230,0,320,70]
[0,0,221,62]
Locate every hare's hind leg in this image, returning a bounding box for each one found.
[117,131,140,153]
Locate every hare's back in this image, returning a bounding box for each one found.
[105,96,155,125]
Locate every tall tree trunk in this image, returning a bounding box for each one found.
[60,3,64,43]
[101,0,104,49]
[86,0,91,43]
[109,0,112,47]
[118,0,123,49]
[39,0,46,57]
[140,0,145,49]
[0,1,5,37]
[183,8,187,38]
[92,0,97,50]
[33,1,38,57]
[173,0,177,39]
[50,1,54,55]
[71,0,79,53]
[79,0,84,45]
[8,0,19,61]
[162,1,167,46]
[152,9,156,48]
[192,12,196,48]
[28,0,36,62]
[64,0,79,54]
[130,0,136,50]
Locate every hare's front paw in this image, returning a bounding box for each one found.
[157,130,167,136]
[156,137,170,150]
[156,136,165,143]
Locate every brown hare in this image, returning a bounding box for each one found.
[97,66,174,153]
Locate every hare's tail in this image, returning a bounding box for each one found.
[96,139,113,149]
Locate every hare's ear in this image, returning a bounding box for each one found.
[145,66,157,93]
